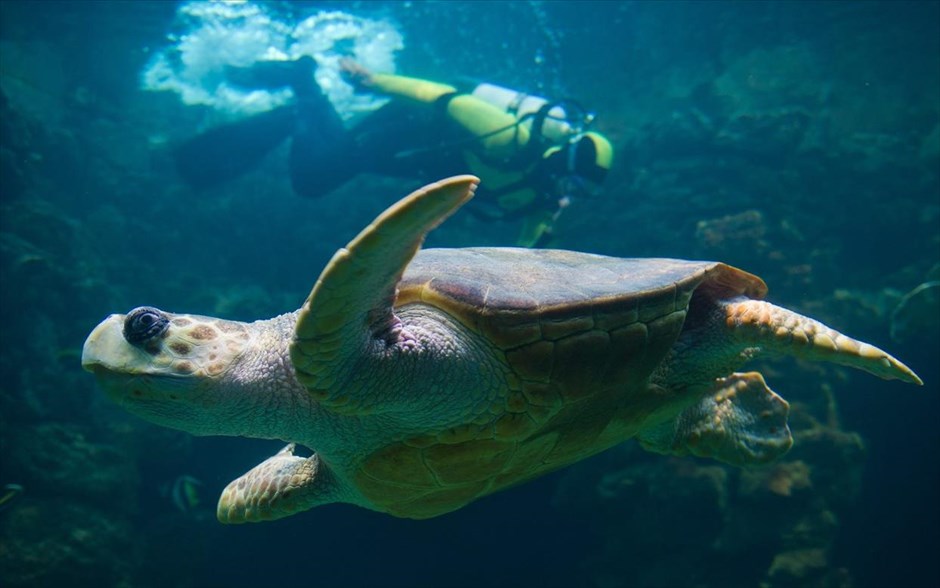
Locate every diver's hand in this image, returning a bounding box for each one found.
[340,58,374,90]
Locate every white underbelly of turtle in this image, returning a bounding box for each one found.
[81,176,923,523]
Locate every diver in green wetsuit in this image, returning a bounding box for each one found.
[172,56,614,247]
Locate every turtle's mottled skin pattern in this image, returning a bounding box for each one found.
[82,176,923,523]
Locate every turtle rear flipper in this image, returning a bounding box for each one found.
[638,372,793,466]
[217,444,347,523]
[724,299,922,384]
[291,176,479,412]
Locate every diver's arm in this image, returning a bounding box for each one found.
[342,60,528,156]
[370,74,529,155]
[369,73,457,103]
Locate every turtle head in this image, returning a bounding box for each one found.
[82,306,254,435]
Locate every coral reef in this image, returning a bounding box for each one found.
[0,501,137,588]
[554,386,866,588]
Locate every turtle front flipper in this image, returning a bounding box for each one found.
[638,372,793,466]
[217,444,344,523]
[291,176,479,412]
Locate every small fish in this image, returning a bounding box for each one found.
[170,475,203,513]
[0,483,24,512]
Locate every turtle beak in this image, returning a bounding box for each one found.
[81,314,128,373]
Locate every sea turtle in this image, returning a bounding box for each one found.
[81,176,922,523]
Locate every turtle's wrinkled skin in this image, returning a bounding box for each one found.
[82,176,922,523]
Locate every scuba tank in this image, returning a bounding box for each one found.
[470,83,586,144]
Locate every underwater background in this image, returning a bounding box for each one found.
[1,1,938,587]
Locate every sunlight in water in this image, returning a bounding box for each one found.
[140,0,404,121]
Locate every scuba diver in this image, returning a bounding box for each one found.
[172,56,614,247]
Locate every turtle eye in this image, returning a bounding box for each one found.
[123,307,170,344]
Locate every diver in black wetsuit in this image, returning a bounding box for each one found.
[173,56,614,247]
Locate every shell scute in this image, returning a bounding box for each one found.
[436,423,485,445]
[552,330,614,402]
[505,341,554,383]
[392,481,490,519]
[494,412,538,440]
[479,312,542,350]
[359,443,438,488]
[543,414,612,465]
[540,314,596,340]
[638,285,679,323]
[423,439,515,484]
[606,322,651,382]
[593,300,639,331]
[521,381,563,409]
[494,432,560,486]
[506,392,528,413]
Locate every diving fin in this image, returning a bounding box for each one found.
[224,56,318,97]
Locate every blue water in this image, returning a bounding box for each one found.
[1,1,937,587]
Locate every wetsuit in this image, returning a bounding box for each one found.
[289,72,555,220]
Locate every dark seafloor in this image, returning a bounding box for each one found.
[0,1,938,587]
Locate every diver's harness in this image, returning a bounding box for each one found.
[393,84,598,203]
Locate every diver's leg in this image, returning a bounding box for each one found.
[173,105,297,190]
[287,81,359,199]
[175,56,325,192]
[289,100,457,199]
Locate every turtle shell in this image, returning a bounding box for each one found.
[355,247,767,518]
